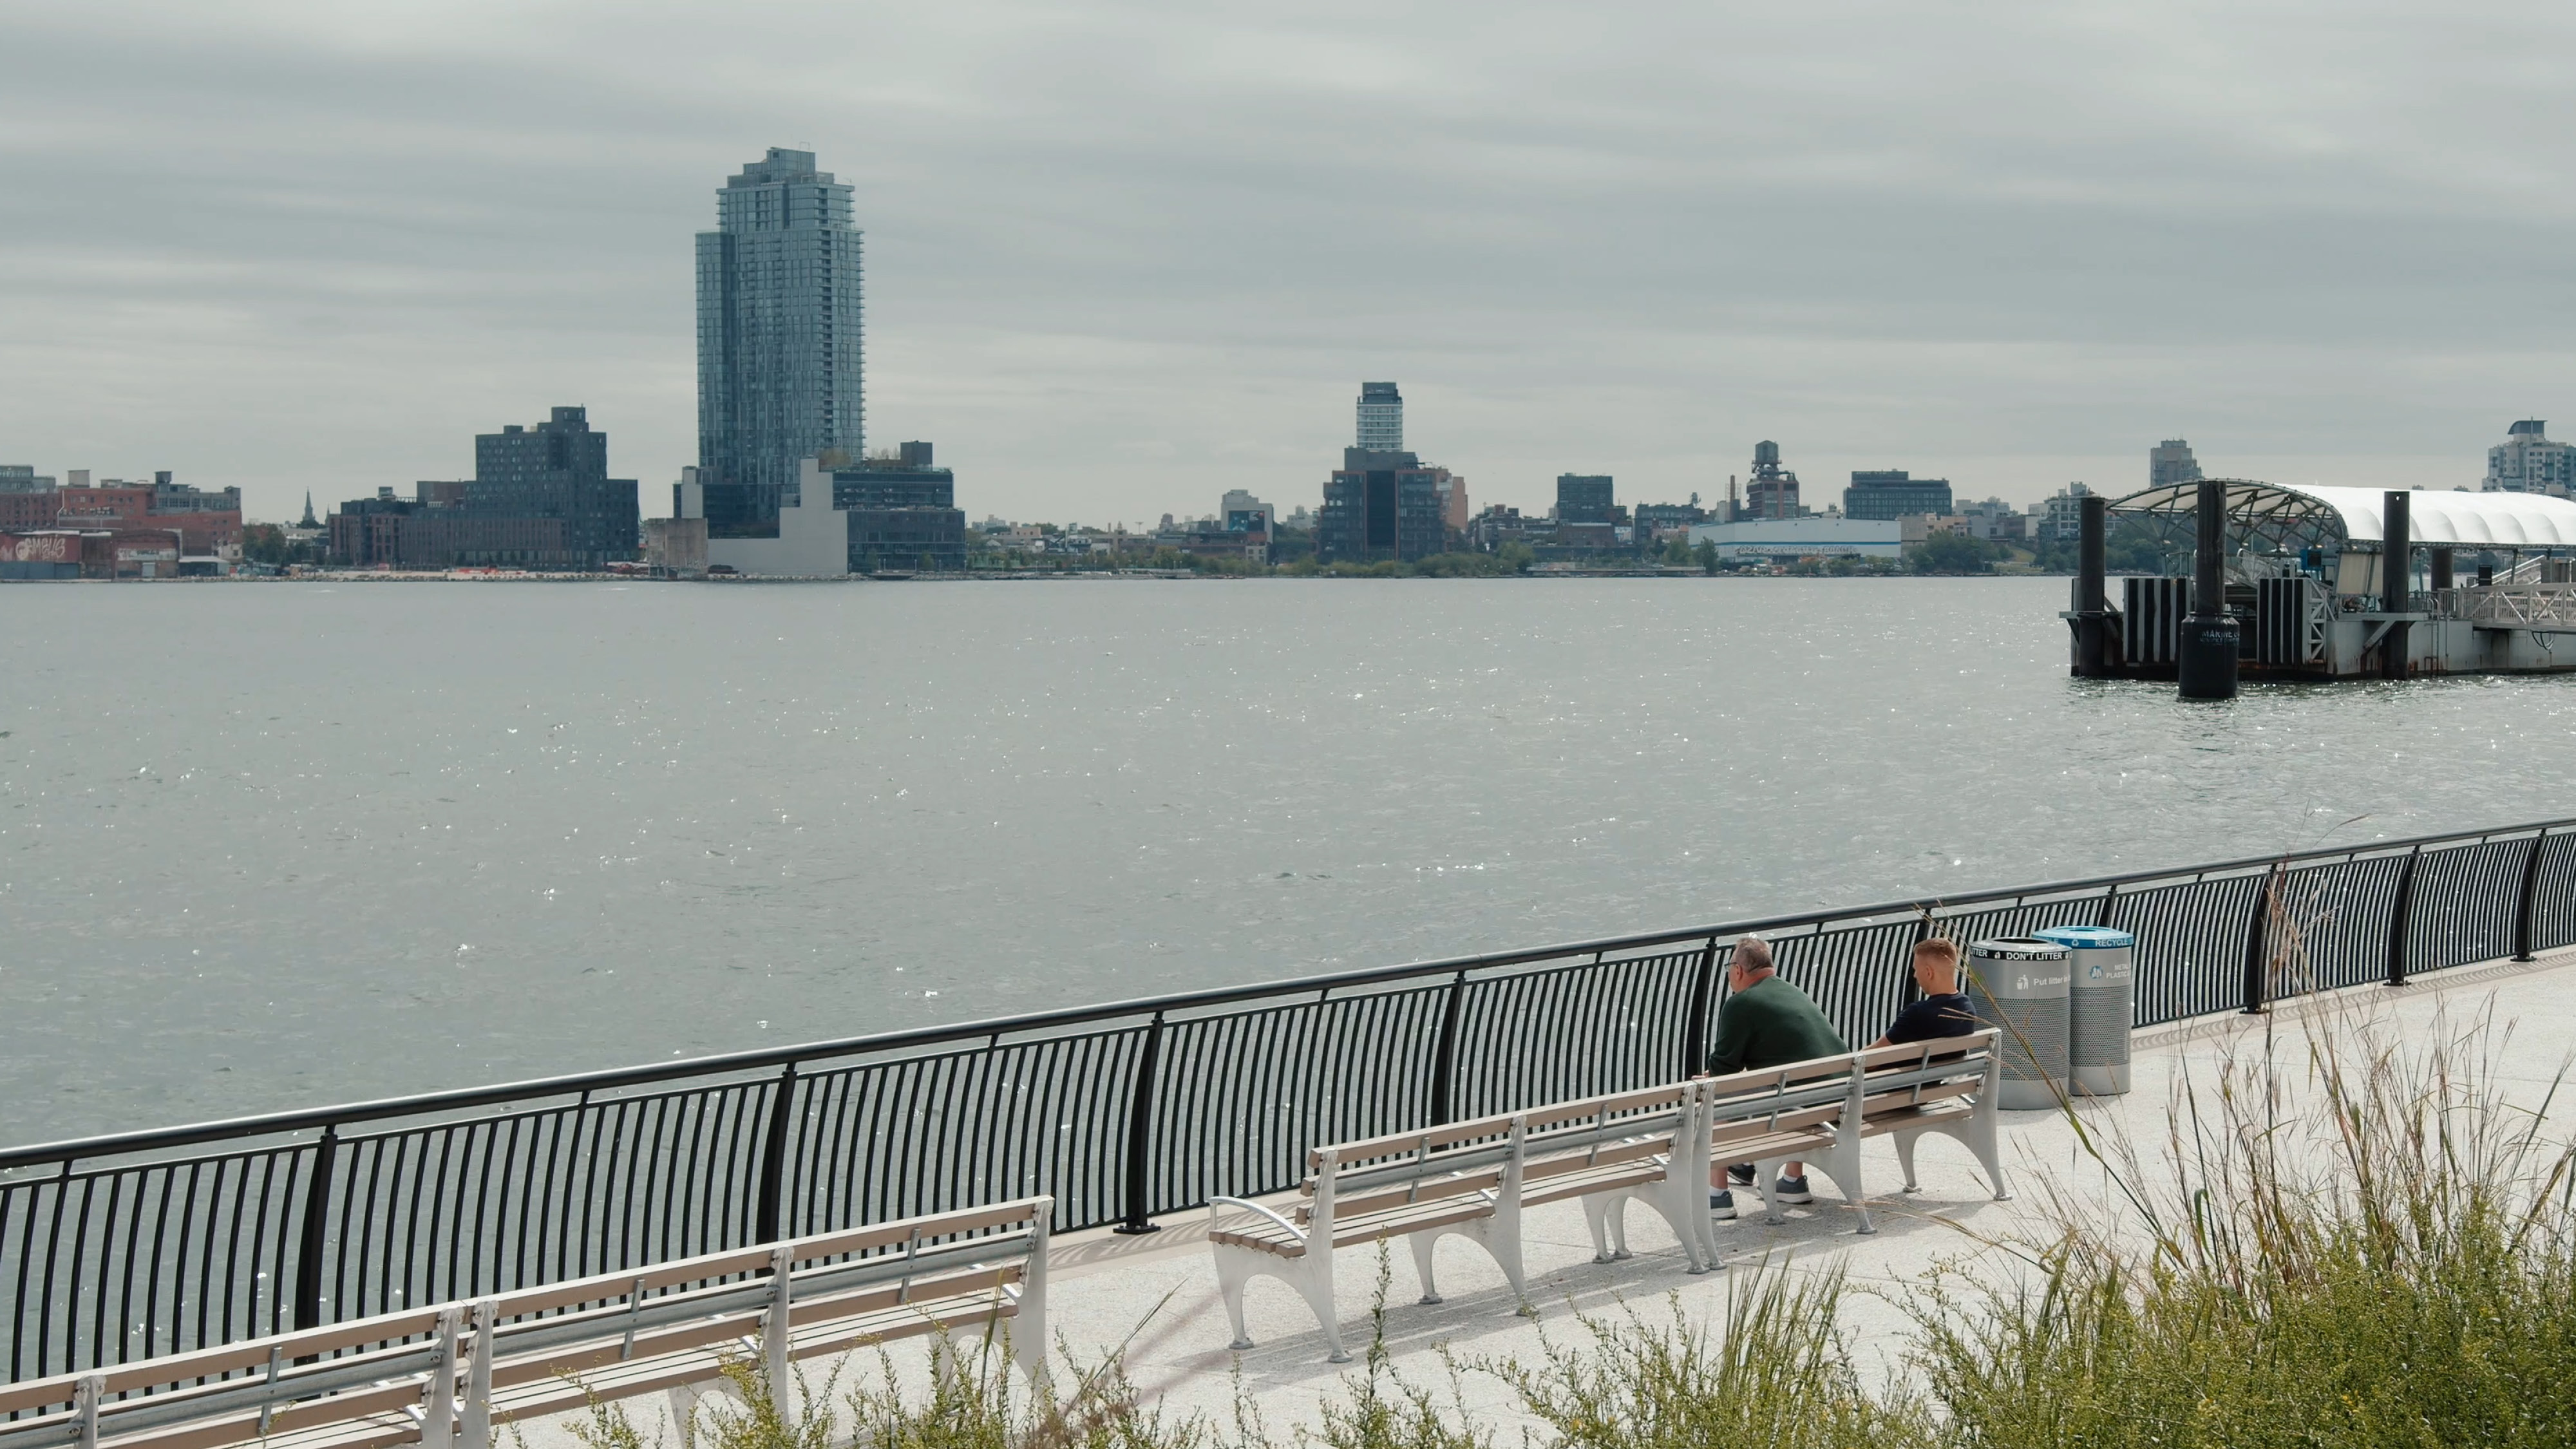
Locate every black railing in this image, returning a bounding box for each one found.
[5,818,2573,1387]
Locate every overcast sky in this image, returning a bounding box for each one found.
[4,1,2573,526]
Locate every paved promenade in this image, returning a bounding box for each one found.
[540,944,2576,1443]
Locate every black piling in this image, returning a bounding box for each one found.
[2074,493,2109,677]
[2382,490,2412,680]
[2177,480,2239,700]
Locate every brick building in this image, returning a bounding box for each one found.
[42,473,242,557]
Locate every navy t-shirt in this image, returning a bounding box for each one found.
[1886,992,1976,1044]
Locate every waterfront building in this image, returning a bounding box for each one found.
[1633,497,1706,541]
[1555,474,1615,525]
[325,482,579,569]
[1743,441,1802,518]
[1687,515,1901,562]
[1220,488,1276,535]
[323,410,637,569]
[471,407,641,567]
[641,517,708,576]
[1934,497,2027,542]
[676,443,966,574]
[0,468,56,531]
[2035,482,2094,543]
[2486,420,2576,497]
[2149,439,2203,488]
[836,442,966,572]
[1433,475,1469,534]
[1842,469,1953,521]
[50,472,242,558]
[1357,382,1403,453]
[697,149,865,540]
[1319,448,1445,562]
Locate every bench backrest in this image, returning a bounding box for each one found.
[1299,1079,1701,1229]
[0,1197,1052,1449]
[1701,1031,2000,1151]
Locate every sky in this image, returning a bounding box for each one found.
[3,1,2574,527]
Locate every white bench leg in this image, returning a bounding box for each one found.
[1753,1156,1792,1225]
[1214,1246,1262,1350]
[1408,1229,1445,1304]
[1819,1135,1873,1235]
[1296,1256,1349,1363]
[1894,1130,1923,1193]
[1656,1173,1711,1273]
[1969,1112,2012,1200]
[1579,1193,1625,1264]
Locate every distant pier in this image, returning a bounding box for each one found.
[2067,479,2576,688]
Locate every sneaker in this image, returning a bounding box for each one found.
[1772,1174,1814,1204]
[1727,1163,1756,1187]
[1709,1189,1739,1220]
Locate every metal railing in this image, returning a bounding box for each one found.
[5,817,2573,1390]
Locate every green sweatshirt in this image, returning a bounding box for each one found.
[1705,974,1849,1075]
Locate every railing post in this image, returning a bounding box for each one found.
[2094,883,2120,928]
[1113,1012,1165,1235]
[1681,937,1719,1077]
[2514,830,2550,962]
[2242,866,2280,1014]
[2387,846,2423,987]
[753,1063,799,1246]
[291,1126,338,1332]
[1428,970,1470,1126]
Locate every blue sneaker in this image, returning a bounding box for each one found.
[1773,1174,1814,1204]
[1709,1189,1739,1220]
[1727,1163,1756,1187]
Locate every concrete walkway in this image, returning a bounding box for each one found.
[528,945,2576,1443]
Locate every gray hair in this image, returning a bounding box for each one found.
[1733,936,1775,974]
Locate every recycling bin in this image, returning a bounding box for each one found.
[1966,937,2072,1110]
[2037,925,2135,1095]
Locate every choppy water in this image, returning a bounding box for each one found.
[4,576,2571,1144]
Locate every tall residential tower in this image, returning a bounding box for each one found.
[696,149,864,538]
[2148,439,2202,488]
[1357,382,1403,452]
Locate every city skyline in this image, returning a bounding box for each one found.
[7,5,2576,526]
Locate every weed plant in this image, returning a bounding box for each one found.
[1920,1003,2576,1447]
[1482,1265,1923,1449]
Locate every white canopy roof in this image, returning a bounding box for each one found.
[2112,480,2576,549]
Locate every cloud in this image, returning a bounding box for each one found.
[1,0,2571,522]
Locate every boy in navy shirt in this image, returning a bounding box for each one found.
[1873,936,1976,1047]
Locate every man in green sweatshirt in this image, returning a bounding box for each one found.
[1702,935,1848,1218]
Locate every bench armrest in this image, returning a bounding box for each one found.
[1208,1195,1307,1241]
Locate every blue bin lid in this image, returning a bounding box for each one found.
[2035,925,2135,949]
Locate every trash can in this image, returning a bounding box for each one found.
[2036,925,2136,1096]
[1966,938,2072,1110]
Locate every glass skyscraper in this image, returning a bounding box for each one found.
[696,148,864,538]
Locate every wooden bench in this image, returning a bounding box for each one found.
[1208,1083,1700,1361]
[1697,1030,2009,1250]
[0,1197,1050,1449]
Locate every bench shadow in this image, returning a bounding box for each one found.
[1204,1189,1994,1382]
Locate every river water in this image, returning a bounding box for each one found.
[3,577,2570,1144]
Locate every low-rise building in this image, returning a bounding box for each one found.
[2034,482,2094,543]
[1687,516,1901,562]
[641,518,708,576]
[48,471,242,558]
[1843,469,1953,520]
